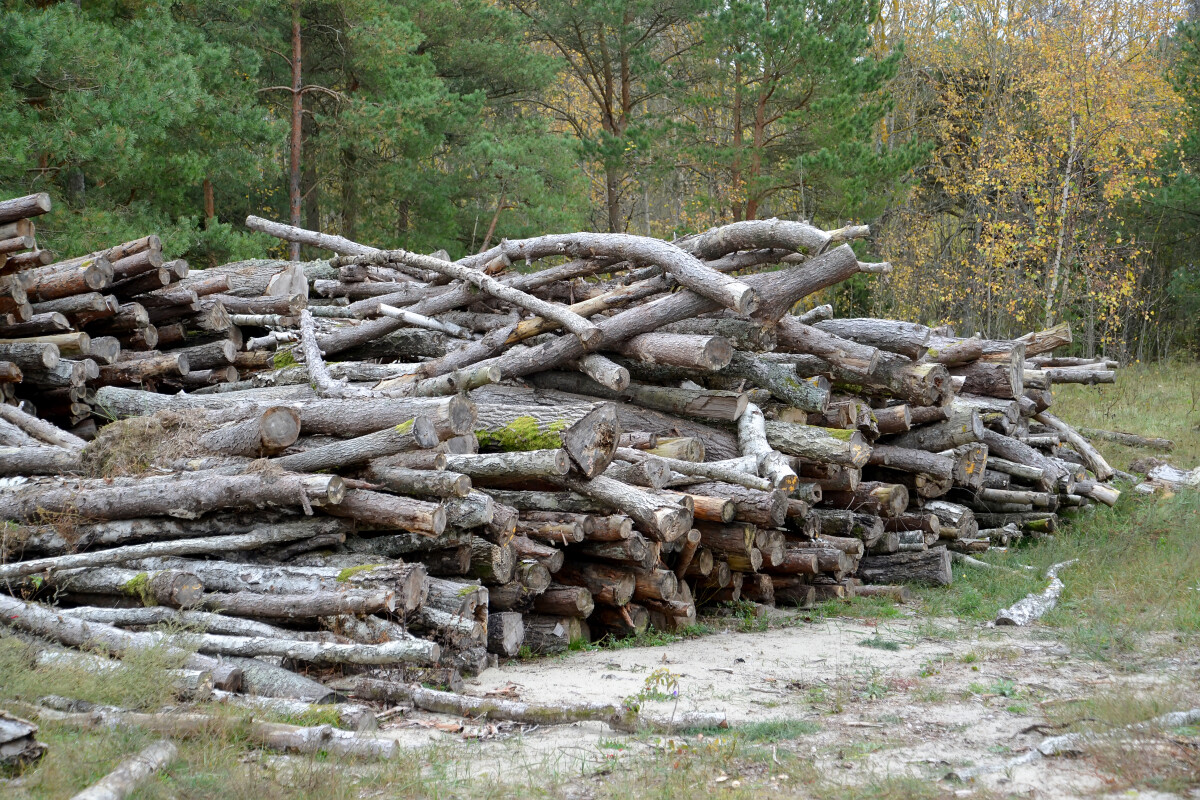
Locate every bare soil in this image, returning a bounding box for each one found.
[374,608,1200,798]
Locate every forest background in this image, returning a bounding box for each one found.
[2,0,1199,361]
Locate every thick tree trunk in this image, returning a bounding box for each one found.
[857,546,952,586]
[764,420,871,467]
[468,386,619,478]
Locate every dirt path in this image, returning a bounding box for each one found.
[376,609,1200,798]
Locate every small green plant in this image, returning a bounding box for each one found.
[637,667,681,702]
[516,645,534,659]
[991,679,1020,698]
[914,686,946,703]
[858,635,901,651]
[860,681,888,700]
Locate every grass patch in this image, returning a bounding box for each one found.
[570,623,716,653]
[1052,360,1200,469]
[726,718,820,742]
[806,596,903,621]
[915,488,1200,664]
[1040,686,1200,795]
[0,634,191,711]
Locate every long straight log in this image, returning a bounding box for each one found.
[813,318,930,360]
[271,417,437,472]
[0,524,341,580]
[0,472,345,522]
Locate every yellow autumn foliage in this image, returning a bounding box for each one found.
[873,0,1183,350]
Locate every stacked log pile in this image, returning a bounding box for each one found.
[0,206,1124,702]
[0,193,308,439]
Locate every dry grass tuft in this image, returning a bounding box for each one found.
[81,412,207,478]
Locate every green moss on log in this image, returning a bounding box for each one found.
[476,417,569,452]
[337,564,383,582]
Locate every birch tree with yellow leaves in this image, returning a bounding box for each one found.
[873,0,1183,355]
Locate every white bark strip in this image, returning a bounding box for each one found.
[995,560,1077,626]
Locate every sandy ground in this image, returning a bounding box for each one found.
[371,608,1200,798]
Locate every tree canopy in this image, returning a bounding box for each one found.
[2,0,1198,358]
